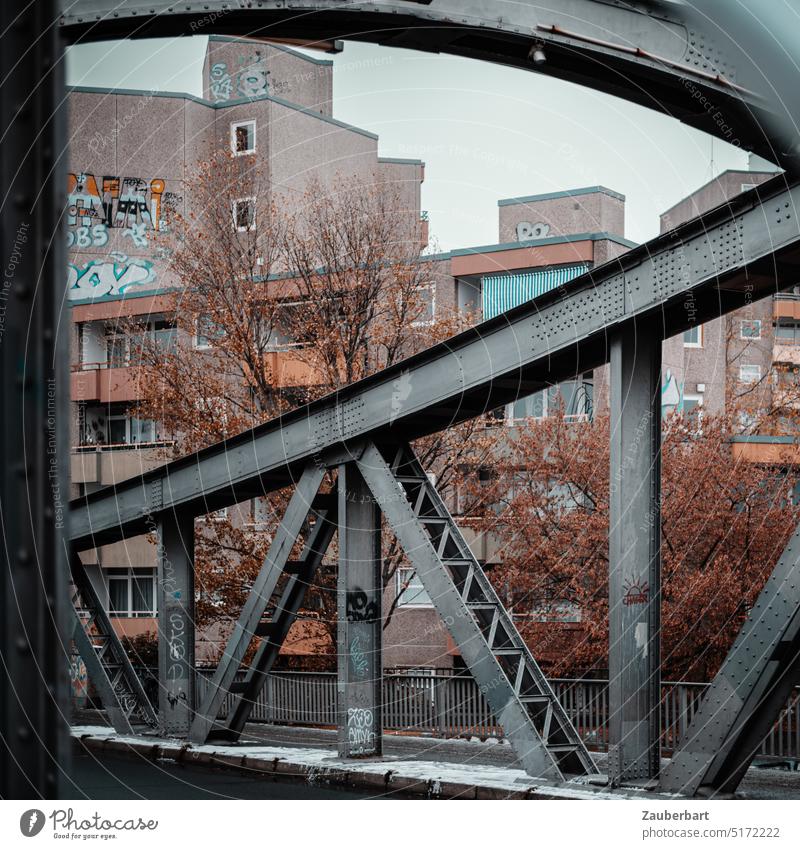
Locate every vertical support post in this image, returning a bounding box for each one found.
[337,463,382,758]
[0,0,68,798]
[609,322,662,782]
[157,511,195,737]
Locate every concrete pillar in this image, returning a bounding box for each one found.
[608,322,662,782]
[337,463,382,758]
[157,511,195,737]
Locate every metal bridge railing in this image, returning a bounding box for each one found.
[190,670,800,759]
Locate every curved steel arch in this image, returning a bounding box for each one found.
[60,0,785,164]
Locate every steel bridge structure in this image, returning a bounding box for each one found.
[2,0,800,798]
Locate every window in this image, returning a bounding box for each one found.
[233,197,256,232]
[194,314,225,349]
[775,319,800,344]
[740,363,762,383]
[508,390,546,422]
[231,120,256,155]
[106,410,157,445]
[107,568,156,617]
[106,333,127,368]
[411,283,436,327]
[199,507,228,522]
[396,567,432,607]
[505,379,593,423]
[250,497,274,527]
[741,183,758,193]
[682,393,704,426]
[740,319,762,339]
[683,325,703,347]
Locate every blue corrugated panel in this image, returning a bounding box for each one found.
[482,264,589,320]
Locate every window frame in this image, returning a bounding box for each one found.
[410,282,436,328]
[232,196,256,232]
[683,324,703,348]
[106,567,157,618]
[739,363,762,384]
[396,567,433,608]
[740,319,762,340]
[230,119,256,156]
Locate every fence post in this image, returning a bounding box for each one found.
[434,677,448,737]
[265,674,273,724]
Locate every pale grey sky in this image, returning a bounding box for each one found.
[66,36,751,251]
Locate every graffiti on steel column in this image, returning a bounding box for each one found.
[346,589,379,622]
[349,634,369,678]
[346,707,377,755]
[163,604,190,718]
[622,578,650,606]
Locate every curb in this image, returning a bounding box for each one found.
[73,734,547,800]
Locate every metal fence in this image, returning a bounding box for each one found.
[193,670,800,759]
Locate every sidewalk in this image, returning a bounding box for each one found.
[70,720,800,800]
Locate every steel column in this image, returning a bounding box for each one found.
[337,462,382,758]
[157,511,195,736]
[608,322,662,783]
[660,520,800,796]
[189,462,326,744]
[0,0,69,798]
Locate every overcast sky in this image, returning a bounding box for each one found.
[67,36,754,252]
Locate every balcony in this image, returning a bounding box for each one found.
[70,442,173,486]
[71,362,147,403]
[773,293,800,321]
[263,349,319,388]
[110,617,157,639]
[731,436,800,464]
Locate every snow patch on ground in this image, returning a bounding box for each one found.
[70,725,618,799]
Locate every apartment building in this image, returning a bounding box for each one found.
[382,185,635,671]
[68,37,425,658]
[659,166,798,451]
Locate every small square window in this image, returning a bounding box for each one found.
[740,319,761,340]
[739,364,761,384]
[411,283,436,327]
[396,567,432,607]
[194,314,224,349]
[231,120,256,155]
[683,325,702,347]
[233,197,256,232]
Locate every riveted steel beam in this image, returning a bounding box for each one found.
[337,462,383,759]
[1,0,69,799]
[608,322,662,783]
[70,174,800,549]
[157,511,195,737]
[660,521,800,797]
[59,1,783,164]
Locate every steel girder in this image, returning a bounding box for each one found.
[189,462,329,744]
[59,1,783,165]
[660,521,800,797]
[0,0,70,799]
[70,174,800,549]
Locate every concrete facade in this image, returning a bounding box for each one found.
[67,38,425,660]
[660,169,783,423]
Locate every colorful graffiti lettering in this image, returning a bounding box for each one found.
[210,62,233,101]
[209,53,270,102]
[67,172,179,243]
[69,655,88,705]
[67,223,109,249]
[237,57,270,98]
[67,255,156,301]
